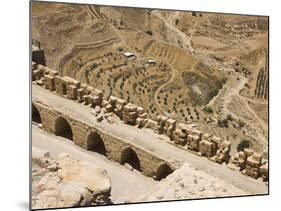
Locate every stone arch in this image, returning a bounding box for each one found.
[155,162,173,180]
[120,147,141,171]
[32,103,42,124]
[54,116,73,141]
[86,131,106,156]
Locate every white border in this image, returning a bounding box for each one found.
[0,0,280,211]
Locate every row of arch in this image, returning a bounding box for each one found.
[32,103,173,180]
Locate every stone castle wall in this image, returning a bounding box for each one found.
[33,100,173,180]
[31,60,268,181]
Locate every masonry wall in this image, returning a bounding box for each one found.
[32,101,173,179]
[31,60,268,181]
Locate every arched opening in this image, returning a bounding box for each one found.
[155,163,173,181]
[87,132,106,156]
[120,147,141,171]
[54,116,73,141]
[32,104,41,124]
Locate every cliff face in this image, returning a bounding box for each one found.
[32,147,111,209]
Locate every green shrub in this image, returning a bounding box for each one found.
[217,118,228,128]
[204,106,213,113]
[237,140,251,152]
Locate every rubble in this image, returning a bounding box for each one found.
[32,147,111,209]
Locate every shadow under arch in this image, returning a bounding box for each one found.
[120,147,141,171]
[32,103,42,124]
[54,116,73,141]
[86,131,107,156]
[155,162,174,181]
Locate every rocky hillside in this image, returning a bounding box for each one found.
[32,147,111,209]
[31,1,222,111]
[32,1,268,154]
[140,163,248,201]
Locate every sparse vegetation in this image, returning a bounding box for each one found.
[217,118,229,128]
[237,139,251,152]
[203,106,213,113]
[207,78,226,101]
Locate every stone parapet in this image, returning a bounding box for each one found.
[31,62,268,181]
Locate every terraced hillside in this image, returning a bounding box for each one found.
[32,1,268,155]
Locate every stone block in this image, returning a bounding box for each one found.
[178,123,193,134]
[192,129,202,139]
[66,85,77,100]
[54,76,67,96]
[63,76,80,88]
[102,100,109,107]
[199,140,216,157]
[82,95,89,104]
[211,136,222,145]
[252,152,262,162]
[44,75,55,91]
[144,119,157,130]
[77,88,85,103]
[203,133,212,140]
[137,107,145,115]
[116,98,126,107]
[123,111,138,125]
[140,113,148,119]
[91,95,102,106]
[32,69,43,81]
[123,103,137,112]
[246,168,259,179]
[108,95,117,106]
[166,119,176,128]
[187,134,201,151]
[238,151,246,160]
[156,125,164,134]
[44,67,58,77]
[94,89,103,98]
[105,104,113,113]
[136,118,145,128]
[173,129,187,146]
[244,148,254,157]
[246,156,261,168]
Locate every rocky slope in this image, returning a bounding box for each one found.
[32,147,111,209]
[140,163,248,201]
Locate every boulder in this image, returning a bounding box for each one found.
[32,147,111,209]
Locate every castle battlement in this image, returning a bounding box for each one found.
[31,60,268,181]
